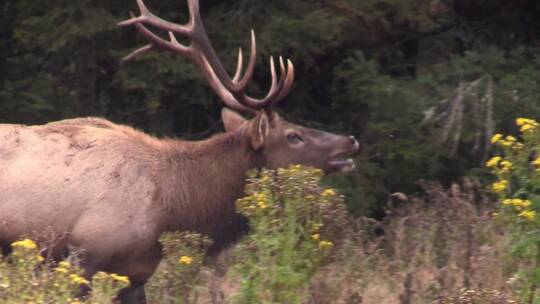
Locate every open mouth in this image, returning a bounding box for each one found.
[327,137,360,173]
[328,158,356,173]
[328,148,358,173]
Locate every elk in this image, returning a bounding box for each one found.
[0,0,359,303]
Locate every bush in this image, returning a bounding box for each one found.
[487,117,540,302]
[146,231,212,304]
[229,165,349,304]
[0,239,128,304]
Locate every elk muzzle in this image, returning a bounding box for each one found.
[327,135,360,173]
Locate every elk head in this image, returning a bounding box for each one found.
[119,0,359,173]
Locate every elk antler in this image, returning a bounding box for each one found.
[119,0,295,114]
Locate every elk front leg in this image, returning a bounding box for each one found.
[0,241,12,256]
[116,281,148,304]
[115,244,162,304]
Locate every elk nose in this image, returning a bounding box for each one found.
[349,136,360,151]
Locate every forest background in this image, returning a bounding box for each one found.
[1,0,540,217]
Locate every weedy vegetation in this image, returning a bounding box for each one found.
[3,156,540,303]
[487,118,540,302]
[229,166,348,303]
[0,239,128,304]
[146,232,212,304]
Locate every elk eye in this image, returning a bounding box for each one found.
[287,132,304,144]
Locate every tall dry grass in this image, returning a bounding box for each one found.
[306,179,512,303]
[189,179,515,304]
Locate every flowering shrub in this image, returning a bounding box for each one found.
[146,231,211,304]
[230,165,349,304]
[488,117,540,301]
[0,239,127,303]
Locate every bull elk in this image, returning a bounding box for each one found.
[0,0,359,303]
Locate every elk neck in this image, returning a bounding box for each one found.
[154,127,262,237]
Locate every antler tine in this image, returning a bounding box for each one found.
[232,48,243,83]
[197,54,258,114]
[123,44,154,62]
[233,56,287,109]
[129,18,193,60]
[273,58,295,106]
[191,27,257,94]
[234,31,257,91]
[268,57,279,96]
[118,0,192,36]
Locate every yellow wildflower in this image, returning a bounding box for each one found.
[485,156,502,168]
[513,143,524,150]
[492,180,508,193]
[520,123,537,133]
[179,255,193,265]
[69,274,89,285]
[516,118,538,126]
[505,135,517,142]
[491,133,503,144]
[519,210,536,220]
[321,189,336,197]
[503,198,532,210]
[258,202,268,209]
[58,261,71,268]
[533,157,540,167]
[70,300,82,304]
[111,274,130,284]
[94,271,109,280]
[312,223,324,231]
[54,267,68,274]
[516,118,529,126]
[311,234,320,241]
[319,240,333,249]
[255,193,267,202]
[516,117,538,133]
[500,160,512,172]
[290,164,301,173]
[514,199,532,208]
[11,239,37,250]
[36,255,44,262]
[500,136,517,147]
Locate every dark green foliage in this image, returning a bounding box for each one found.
[2,0,540,216]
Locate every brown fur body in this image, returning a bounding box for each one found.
[0,117,253,282]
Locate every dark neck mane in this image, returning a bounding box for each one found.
[155,129,257,244]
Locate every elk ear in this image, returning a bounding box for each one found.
[249,111,270,150]
[222,108,247,132]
